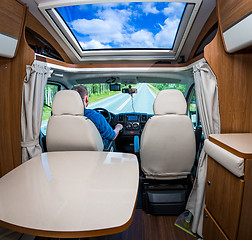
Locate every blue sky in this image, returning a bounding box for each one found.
[56,2,186,50]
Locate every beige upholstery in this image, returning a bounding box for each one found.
[154,89,187,115]
[204,139,244,177]
[46,90,103,152]
[141,89,195,180]
[52,90,84,116]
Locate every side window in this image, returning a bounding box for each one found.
[187,88,198,128]
[41,84,60,135]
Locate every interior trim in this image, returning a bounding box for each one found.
[35,53,204,69]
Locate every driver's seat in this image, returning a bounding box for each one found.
[46,90,104,152]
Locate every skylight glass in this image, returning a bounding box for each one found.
[56,2,186,51]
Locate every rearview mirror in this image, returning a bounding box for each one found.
[110,84,121,91]
[122,88,137,94]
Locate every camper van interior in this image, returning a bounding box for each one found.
[0,0,252,239]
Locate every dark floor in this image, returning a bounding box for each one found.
[36,209,196,240]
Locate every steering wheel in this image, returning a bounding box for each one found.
[94,108,112,123]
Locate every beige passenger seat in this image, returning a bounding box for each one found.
[46,90,103,152]
[140,89,196,214]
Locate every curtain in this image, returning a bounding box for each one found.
[186,59,221,236]
[21,61,51,163]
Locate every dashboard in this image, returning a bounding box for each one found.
[110,112,153,153]
[111,112,153,135]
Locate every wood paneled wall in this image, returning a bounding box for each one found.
[204,28,252,133]
[0,9,34,176]
[217,0,252,32]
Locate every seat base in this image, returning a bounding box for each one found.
[142,178,192,215]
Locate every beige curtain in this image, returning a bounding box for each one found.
[186,59,220,236]
[21,61,51,163]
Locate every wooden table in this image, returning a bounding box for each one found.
[0,151,139,238]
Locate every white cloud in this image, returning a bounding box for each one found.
[131,30,154,47]
[72,18,122,43]
[155,18,180,48]
[71,8,132,44]
[163,2,185,17]
[96,8,132,24]
[141,2,159,15]
[163,6,174,16]
[80,40,111,49]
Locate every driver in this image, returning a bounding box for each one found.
[72,85,123,146]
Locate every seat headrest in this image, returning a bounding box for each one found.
[153,89,187,115]
[52,90,84,116]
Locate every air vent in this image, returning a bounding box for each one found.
[119,115,124,122]
[141,114,147,122]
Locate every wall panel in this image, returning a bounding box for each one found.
[0,14,34,176]
[218,0,252,32]
[205,28,252,133]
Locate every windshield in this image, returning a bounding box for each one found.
[86,83,186,114]
[41,82,187,135]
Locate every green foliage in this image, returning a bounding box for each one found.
[42,84,58,122]
[42,83,120,121]
[42,106,51,121]
[44,84,58,107]
[148,83,186,94]
[74,83,119,103]
[89,91,119,103]
[190,94,196,111]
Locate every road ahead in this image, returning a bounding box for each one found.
[88,83,156,114]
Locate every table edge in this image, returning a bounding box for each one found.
[0,205,137,238]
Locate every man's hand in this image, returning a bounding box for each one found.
[113,123,124,139]
[115,123,123,131]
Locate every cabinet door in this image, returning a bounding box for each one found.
[203,208,228,240]
[206,157,244,240]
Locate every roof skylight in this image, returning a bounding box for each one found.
[39,0,202,61]
[56,2,186,50]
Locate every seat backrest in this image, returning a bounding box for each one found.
[46,90,103,152]
[140,89,195,180]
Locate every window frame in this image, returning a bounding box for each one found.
[186,84,199,128]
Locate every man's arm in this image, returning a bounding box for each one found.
[113,123,123,140]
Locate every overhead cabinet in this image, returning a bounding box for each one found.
[0,0,26,58]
